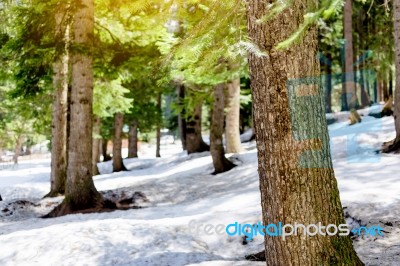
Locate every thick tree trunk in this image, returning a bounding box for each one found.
[382,0,400,153]
[225,79,243,153]
[92,116,101,176]
[210,84,235,174]
[13,136,24,165]
[186,103,210,154]
[113,112,126,172]
[47,8,70,197]
[128,120,139,158]
[177,85,187,151]
[45,0,104,217]
[156,93,162,158]
[343,0,359,110]
[247,0,363,265]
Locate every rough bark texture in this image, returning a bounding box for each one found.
[342,0,359,111]
[382,0,400,153]
[225,79,243,153]
[247,0,364,265]
[128,120,139,158]
[210,84,235,174]
[46,0,103,217]
[177,85,187,150]
[92,116,101,176]
[47,10,70,197]
[113,112,126,172]
[186,103,210,154]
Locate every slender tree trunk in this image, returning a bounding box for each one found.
[343,0,358,110]
[360,70,370,107]
[210,84,235,174]
[225,79,243,153]
[47,7,70,197]
[101,139,111,161]
[247,0,363,264]
[383,0,400,153]
[325,53,333,113]
[186,103,210,154]
[45,0,104,217]
[156,93,162,158]
[13,135,24,165]
[389,71,393,97]
[113,112,126,172]
[128,120,139,158]
[383,78,389,102]
[177,85,187,150]
[92,116,101,176]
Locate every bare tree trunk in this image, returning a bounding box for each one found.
[247,0,363,264]
[13,136,24,165]
[92,116,101,176]
[113,112,126,172]
[210,84,235,174]
[186,103,209,154]
[101,139,111,161]
[343,0,359,110]
[128,120,138,158]
[225,79,242,153]
[45,0,104,217]
[177,85,187,150]
[156,93,162,158]
[383,0,400,153]
[325,53,333,113]
[47,6,70,197]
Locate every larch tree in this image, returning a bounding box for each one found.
[247,0,363,264]
[46,0,104,217]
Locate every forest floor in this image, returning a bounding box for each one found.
[0,106,399,265]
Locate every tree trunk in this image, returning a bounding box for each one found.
[383,78,389,102]
[225,79,243,153]
[156,93,162,158]
[177,84,187,150]
[101,139,112,161]
[247,0,363,264]
[186,103,210,154]
[113,112,126,172]
[389,71,393,97]
[128,120,139,158]
[45,0,104,217]
[13,135,24,165]
[210,84,235,174]
[325,53,332,113]
[382,0,400,153]
[343,0,359,110]
[92,116,101,176]
[47,7,70,197]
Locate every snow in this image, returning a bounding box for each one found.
[0,110,399,265]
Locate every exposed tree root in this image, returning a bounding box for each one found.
[245,250,266,261]
[381,138,400,154]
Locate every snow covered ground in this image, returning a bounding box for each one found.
[0,111,399,265]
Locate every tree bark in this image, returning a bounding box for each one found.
[382,0,400,153]
[225,79,243,153]
[92,116,101,176]
[46,0,104,217]
[210,84,235,174]
[343,0,359,110]
[247,0,363,264]
[128,120,139,158]
[113,112,126,172]
[325,53,333,113]
[186,103,210,154]
[47,6,70,197]
[177,85,187,150]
